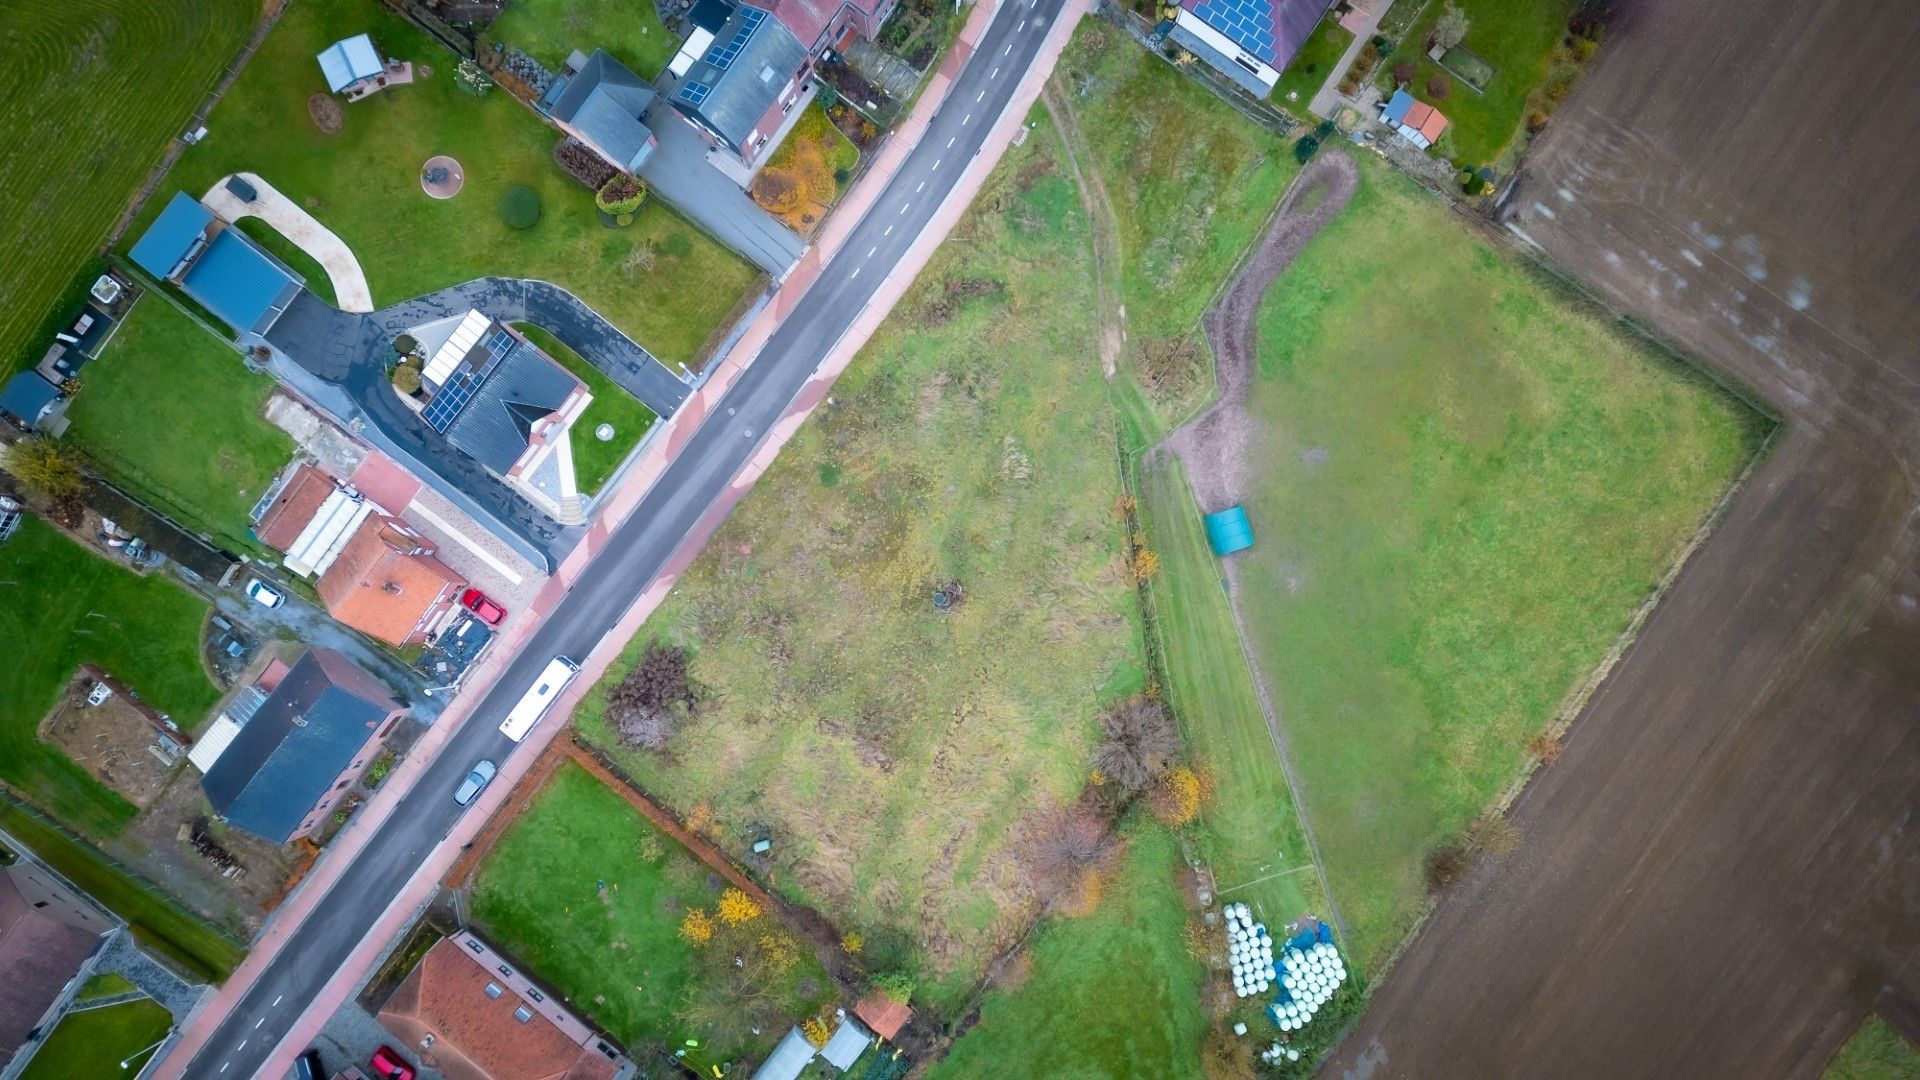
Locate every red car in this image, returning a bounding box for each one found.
[370,1046,415,1080]
[460,588,506,626]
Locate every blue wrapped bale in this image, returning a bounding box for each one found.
[1204,505,1254,556]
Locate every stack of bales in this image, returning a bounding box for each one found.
[1261,1042,1303,1066]
[1224,903,1275,998]
[1266,941,1347,1032]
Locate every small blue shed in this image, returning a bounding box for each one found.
[1204,505,1254,556]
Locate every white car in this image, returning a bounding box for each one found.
[245,578,285,608]
[454,760,497,806]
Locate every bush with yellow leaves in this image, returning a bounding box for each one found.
[841,932,864,954]
[718,887,763,925]
[680,907,715,946]
[801,1016,832,1047]
[1150,765,1211,826]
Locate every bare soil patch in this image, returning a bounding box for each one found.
[37,670,183,809]
[307,93,341,134]
[1161,151,1356,513]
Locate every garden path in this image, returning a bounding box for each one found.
[200,172,376,313]
[1309,0,1397,119]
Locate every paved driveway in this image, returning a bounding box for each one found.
[372,278,691,415]
[637,103,805,276]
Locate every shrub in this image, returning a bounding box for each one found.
[815,81,840,108]
[608,643,701,752]
[1424,840,1471,892]
[1392,60,1415,84]
[1023,805,1122,904]
[1292,134,1321,164]
[1315,118,1337,141]
[802,1016,832,1047]
[554,137,618,190]
[1093,696,1180,793]
[391,358,423,395]
[872,970,915,1004]
[1431,1,1469,51]
[680,907,715,945]
[841,932,864,954]
[595,174,647,215]
[498,185,541,229]
[833,166,852,186]
[1150,765,1209,826]
[717,887,762,925]
[392,333,418,357]
[5,437,84,499]
[1425,72,1451,100]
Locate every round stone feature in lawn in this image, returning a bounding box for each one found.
[595,423,616,442]
[421,156,465,199]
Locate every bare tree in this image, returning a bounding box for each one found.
[608,644,701,752]
[1431,1,1470,52]
[1022,805,1121,899]
[1092,695,1181,793]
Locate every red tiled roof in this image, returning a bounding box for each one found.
[854,995,912,1040]
[753,0,885,50]
[1415,105,1449,142]
[317,516,463,646]
[376,939,617,1080]
[349,451,422,516]
[255,464,335,551]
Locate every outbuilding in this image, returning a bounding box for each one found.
[1205,505,1256,556]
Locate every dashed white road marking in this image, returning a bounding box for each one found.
[1004,41,1014,55]
[220,1063,231,1074]
[851,267,862,280]
[918,179,927,190]
[947,136,955,148]
[977,90,986,102]
[901,200,912,211]
[237,1040,247,1051]
[962,113,971,125]
[273,996,284,1007]
[884,224,893,235]
[931,160,941,171]
[867,246,876,257]
[255,1018,265,1029]
[992,67,1000,78]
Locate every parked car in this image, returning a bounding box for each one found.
[245,578,285,608]
[453,760,497,806]
[370,1045,416,1080]
[294,1049,325,1080]
[460,587,506,626]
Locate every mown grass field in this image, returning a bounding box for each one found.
[1825,1015,1920,1080]
[575,111,1144,1013]
[925,818,1206,1080]
[0,516,221,838]
[19,996,173,1079]
[491,0,676,80]
[512,324,655,496]
[1236,155,1763,970]
[63,298,293,553]
[470,763,831,1062]
[146,1,757,368]
[0,799,244,982]
[1271,15,1353,111]
[1378,0,1577,164]
[0,0,255,378]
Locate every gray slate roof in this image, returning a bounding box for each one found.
[201,649,399,843]
[443,338,583,476]
[672,6,809,153]
[550,50,659,172]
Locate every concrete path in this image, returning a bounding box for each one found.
[1308,0,1394,120]
[637,104,805,276]
[201,172,376,312]
[97,930,204,1019]
[372,278,692,415]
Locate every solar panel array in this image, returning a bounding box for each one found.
[676,6,766,107]
[423,326,516,433]
[1191,0,1278,62]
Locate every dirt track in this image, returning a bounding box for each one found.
[1163,151,1357,513]
[1324,0,1920,1074]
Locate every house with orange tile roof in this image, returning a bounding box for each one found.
[316,516,465,647]
[1379,89,1449,150]
[376,931,630,1080]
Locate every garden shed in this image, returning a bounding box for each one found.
[129,192,304,336]
[1205,505,1255,556]
[751,1026,816,1080]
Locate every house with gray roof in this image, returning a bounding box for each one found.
[550,50,659,174]
[129,192,304,337]
[416,313,592,486]
[197,648,405,844]
[670,3,813,167]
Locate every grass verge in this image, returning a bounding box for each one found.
[63,297,294,553]
[1824,1015,1920,1080]
[511,324,655,495]
[491,0,676,80]
[0,0,255,377]
[1236,155,1764,969]
[0,516,220,837]
[0,798,243,983]
[19,997,172,1079]
[470,763,831,1063]
[144,0,757,368]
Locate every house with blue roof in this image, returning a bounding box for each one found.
[549,50,659,174]
[128,192,304,337]
[196,648,405,844]
[1168,0,1334,98]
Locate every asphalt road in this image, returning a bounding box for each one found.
[177,0,1071,1075]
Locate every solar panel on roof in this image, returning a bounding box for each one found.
[1190,0,1280,61]
[422,327,515,432]
[703,6,764,71]
[678,81,713,106]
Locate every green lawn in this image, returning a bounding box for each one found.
[1235,155,1763,970]
[63,297,294,552]
[511,324,655,496]
[1826,1015,1920,1080]
[1272,15,1354,111]
[470,763,831,1063]
[927,819,1206,1080]
[145,1,758,368]
[573,109,1143,1013]
[0,516,220,837]
[74,972,139,1002]
[0,799,244,983]
[1378,0,1576,164]
[0,0,255,378]
[19,997,172,1079]
[492,0,677,80]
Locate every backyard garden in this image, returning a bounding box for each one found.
[490,0,676,81]
[0,0,255,379]
[1230,154,1764,970]
[573,107,1146,1015]
[1270,14,1352,110]
[62,297,294,554]
[469,763,834,1066]
[141,1,758,370]
[751,102,862,235]
[511,324,656,496]
[18,994,173,1079]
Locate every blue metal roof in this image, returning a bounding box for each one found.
[181,229,302,334]
[317,33,383,93]
[0,372,60,428]
[1381,88,1414,126]
[128,192,215,280]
